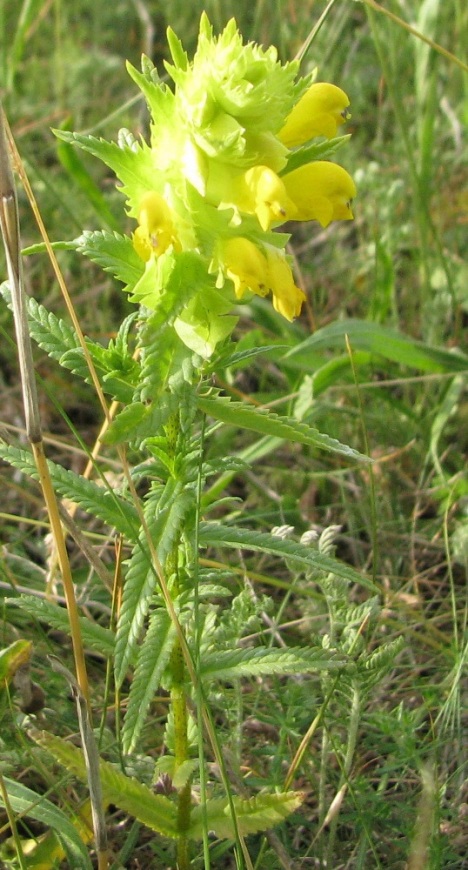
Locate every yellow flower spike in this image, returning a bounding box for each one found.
[279,83,351,148]
[133,191,181,260]
[282,162,356,227]
[265,247,306,321]
[221,237,269,300]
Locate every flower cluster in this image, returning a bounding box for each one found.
[122,15,355,354]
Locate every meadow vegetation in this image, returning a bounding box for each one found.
[0,1,466,867]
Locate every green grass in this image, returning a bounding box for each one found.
[1,1,467,868]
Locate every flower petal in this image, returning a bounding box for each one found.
[133,192,181,258]
[221,237,269,299]
[279,83,350,148]
[282,162,356,227]
[265,247,306,321]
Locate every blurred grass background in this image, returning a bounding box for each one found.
[0,0,467,867]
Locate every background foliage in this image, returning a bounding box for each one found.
[0,0,466,867]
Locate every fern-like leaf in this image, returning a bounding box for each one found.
[122,610,177,754]
[188,791,303,840]
[200,646,349,681]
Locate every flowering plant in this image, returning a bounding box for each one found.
[10,15,364,868]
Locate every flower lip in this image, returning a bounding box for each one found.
[279,82,351,148]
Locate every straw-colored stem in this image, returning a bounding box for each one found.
[31,440,90,706]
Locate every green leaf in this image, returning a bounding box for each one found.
[104,395,179,446]
[114,482,195,686]
[201,646,349,681]
[56,131,121,231]
[284,318,468,373]
[122,610,177,754]
[6,596,114,657]
[189,791,303,840]
[213,344,290,371]
[282,135,351,175]
[31,730,178,838]
[76,230,144,290]
[0,442,140,541]
[0,282,78,360]
[199,523,376,591]
[0,777,93,868]
[197,395,370,463]
[0,285,138,403]
[126,60,177,121]
[53,130,157,212]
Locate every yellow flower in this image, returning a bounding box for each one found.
[132,192,181,261]
[221,237,306,321]
[282,162,356,227]
[265,247,306,321]
[279,83,350,148]
[221,237,270,299]
[230,165,298,231]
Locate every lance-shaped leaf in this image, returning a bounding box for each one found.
[0,442,139,541]
[188,791,303,840]
[0,777,93,869]
[122,610,177,754]
[197,395,370,463]
[199,523,376,591]
[31,730,178,839]
[200,645,350,682]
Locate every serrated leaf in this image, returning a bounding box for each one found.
[122,610,177,753]
[199,523,376,591]
[188,791,303,840]
[200,646,349,681]
[31,730,178,838]
[197,396,370,463]
[282,135,351,175]
[104,396,178,446]
[76,230,144,290]
[53,130,157,212]
[0,282,78,361]
[0,777,93,868]
[6,596,114,657]
[114,482,195,686]
[126,60,176,122]
[213,344,290,370]
[56,133,121,231]
[0,442,140,541]
[0,285,138,402]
